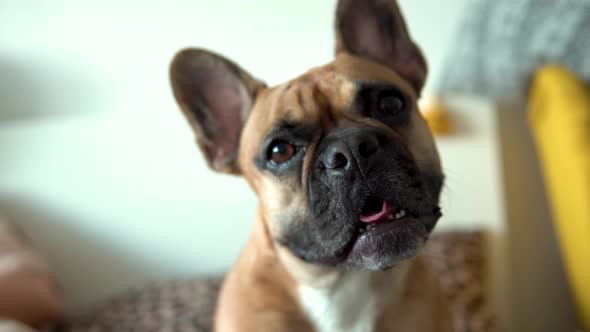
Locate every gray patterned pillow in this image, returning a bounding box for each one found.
[436,0,590,102]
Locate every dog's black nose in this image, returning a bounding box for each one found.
[320,128,382,174]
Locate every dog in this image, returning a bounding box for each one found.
[169,0,452,331]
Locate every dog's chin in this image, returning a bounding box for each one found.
[341,215,434,270]
[315,212,440,271]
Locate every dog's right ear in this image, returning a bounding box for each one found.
[170,49,266,175]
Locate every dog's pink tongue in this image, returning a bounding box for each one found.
[360,201,395,223]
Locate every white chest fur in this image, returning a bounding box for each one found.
[298,272,378,332]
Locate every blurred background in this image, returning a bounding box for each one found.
[1,0,589,331]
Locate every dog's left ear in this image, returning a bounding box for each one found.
[335,0,427,94]
[170,49,266,174]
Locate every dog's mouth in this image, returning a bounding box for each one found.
[358,195,409,234]
[324,194,441,270]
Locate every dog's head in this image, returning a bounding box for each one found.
[170,0,443,271]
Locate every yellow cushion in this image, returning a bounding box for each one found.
[528,65,590,330]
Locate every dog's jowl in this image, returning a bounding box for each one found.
[170,0,452,331]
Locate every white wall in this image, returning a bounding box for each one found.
[0,0,474,311]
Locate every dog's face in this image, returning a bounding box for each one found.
[170,0,443,271]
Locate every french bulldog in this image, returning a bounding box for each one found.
[170,0,452,331]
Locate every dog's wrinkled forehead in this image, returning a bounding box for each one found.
[259,54,416,124]
[239,53,418,178]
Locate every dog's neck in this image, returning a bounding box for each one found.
[252,210,411,332]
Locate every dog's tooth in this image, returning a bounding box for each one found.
[399,210,406,217]
[395,212,401,219]
[387,214,394,220]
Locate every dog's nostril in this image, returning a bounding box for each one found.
[330,152,348,169]
[323,151,349,170]
[359,140,378,159]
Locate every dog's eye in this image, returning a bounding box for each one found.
[377,90,406,116]
[268,140,296,164]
